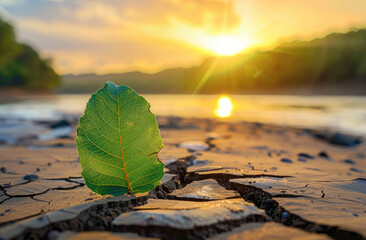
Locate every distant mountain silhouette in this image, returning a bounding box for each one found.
[61,28,366,95]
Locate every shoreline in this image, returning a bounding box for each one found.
[1,94,366,139]
[0,114,364,147]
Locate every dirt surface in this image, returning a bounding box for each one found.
[0,116,365,240]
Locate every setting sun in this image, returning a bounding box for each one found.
[207,35,252,56]
[214,96,233,118]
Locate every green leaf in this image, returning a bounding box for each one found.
[76,81,164,196]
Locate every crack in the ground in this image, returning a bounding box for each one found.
[0,193,150,239]
[270,193,311,198]
[0,210,45,228]
[1,151,364,240]
[1,180,31,189]
[166,195,243,202]
[164,153,365,240]
[0,174,182,239]
[0,178,85,206]
[219,179,364,240]
[186,172,293,180]
[1,176,84,190]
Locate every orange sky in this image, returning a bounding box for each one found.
[1,0,366,74]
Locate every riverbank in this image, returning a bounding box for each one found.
[0,88,53,102]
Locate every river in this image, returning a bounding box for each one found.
[1,94,366,137]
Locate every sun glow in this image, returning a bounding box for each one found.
[207,35,253,56]
[215,96,233,118]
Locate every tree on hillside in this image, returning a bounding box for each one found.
[0,16,60,90]
[0,17,19,69]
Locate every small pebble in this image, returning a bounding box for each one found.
[329,133,361,147]
[0,167,6,173]
[282,211,289,219]
[350,168,363,173]
[298,153,315,159]
[298,158,307,162]
[343,159,355,165]
[47,163,52,166]
[19,161,24,164]
[244,164,254,170]
[280,158,293,163]
[318,151,330,158]
[253,146,268,150]
[23,174,39,181]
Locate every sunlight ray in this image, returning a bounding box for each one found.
[191,59,219,95]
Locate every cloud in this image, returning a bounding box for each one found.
[159,0,241,33]
[3,0,366,74]
[7,0,242,74]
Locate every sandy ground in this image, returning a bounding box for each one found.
[0,116,365,240]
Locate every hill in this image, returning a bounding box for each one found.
[0,17,60,90]
[61,29,366,95]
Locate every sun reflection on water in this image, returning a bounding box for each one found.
[214,96,233,118]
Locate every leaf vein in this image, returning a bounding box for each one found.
[132,177,160,190]
[86,165,126,180]
[118,90,132,109]
[128,160,154,177]
[94,100,118,130]
[82,132,121,159]
[119,97,139,121]
[125,148,147,165]
[116,84,132,193]
[97,94,117,114]
[89,118,119,143]
[88,154,124,171]
[106,88,117,101]
[130,168,161,185]
[120,110,148,139]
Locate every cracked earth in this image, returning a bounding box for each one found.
[0,117,365,240]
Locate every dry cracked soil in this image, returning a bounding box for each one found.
[0,116,365,240]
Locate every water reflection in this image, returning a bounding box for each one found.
[214,96,233,118]
[1,95,366,137]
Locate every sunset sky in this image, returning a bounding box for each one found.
[0,0,366,74]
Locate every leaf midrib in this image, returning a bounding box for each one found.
[116,85,133,193]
